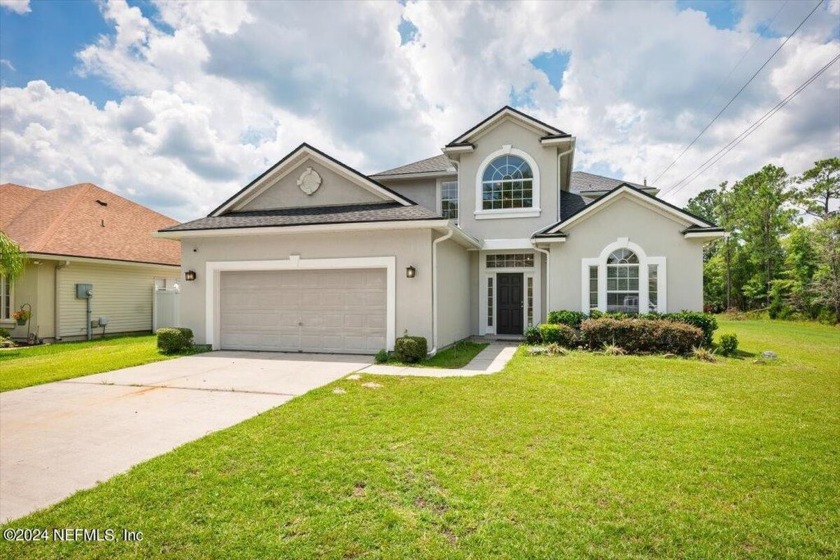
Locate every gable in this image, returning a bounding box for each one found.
[212,144,413,216]
[446,106,569,148]
[239,157,385,211]
[541,185,716,235]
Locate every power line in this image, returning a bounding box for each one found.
[691,1,789,124]
[660,52,840,199]
[651,0,825,186]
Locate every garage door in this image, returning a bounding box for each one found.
[219,269,386,354]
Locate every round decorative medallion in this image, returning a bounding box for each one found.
[297,167,322,195]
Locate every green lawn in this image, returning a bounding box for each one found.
[387,340,487,368]
[0,335,173,392]
[2,319,838,558]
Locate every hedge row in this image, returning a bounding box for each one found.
[547,310,717,347]
[579,318,704,355]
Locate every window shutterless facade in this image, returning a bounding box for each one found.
[606,248,639,313]
[0,275,11,321]
[440,181,458,220]
[481,155,533,210]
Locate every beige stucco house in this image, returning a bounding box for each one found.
[1,183,181,341]
[157,107,723,354]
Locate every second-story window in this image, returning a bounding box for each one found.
[481,155,533,210]
[441,181,458,220]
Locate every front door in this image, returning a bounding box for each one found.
[496,273,524,335]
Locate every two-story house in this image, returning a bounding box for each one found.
[158,107,723,354]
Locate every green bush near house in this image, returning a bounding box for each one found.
[393,335,428,363]
[374,349,389,364]
[538,323,577,347]
[580,318,704,355]
[662,311,718,346]
[156,327,194,355]
[523,325,542,344]
[547,310,588,329]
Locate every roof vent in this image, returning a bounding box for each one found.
[96,199,108,206]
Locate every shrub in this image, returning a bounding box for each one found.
[718,333,738,356]
[394,335,427,363]
[375,349,389,363]
[692,346,717,362]
[603,343,626,356]
[662,311,717,346]
[538,323,577,347]
[524,325,542,344]
[547,310,587,329]
[156,327,194,354]
[0,328,10,338]
[545,343,568,356]
[579,318,703,355]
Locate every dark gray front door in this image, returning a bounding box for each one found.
[496,273,524,335]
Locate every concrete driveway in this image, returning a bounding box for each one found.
[0,351,370,522]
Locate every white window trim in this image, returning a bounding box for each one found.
[437,178,459,224]
[580,238,667,314]
[474,145,541,219]
[0,275,13,322]
[205,256,396,351]
[479,250,541,335]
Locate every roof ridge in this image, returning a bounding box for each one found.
[31,184,91,252]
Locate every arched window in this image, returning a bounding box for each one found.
[606,248,639,313]
[481,155,533,210]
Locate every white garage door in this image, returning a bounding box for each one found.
[219,269,386,354]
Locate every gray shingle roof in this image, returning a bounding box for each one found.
[160,202,441,232]
[571,171,648,193]
[371,154,453,177]
[560,190,588,221]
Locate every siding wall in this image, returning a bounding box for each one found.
[57,262,179,338]
[435,236,472,348]
[548,195,705,313]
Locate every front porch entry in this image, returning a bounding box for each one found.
[479,250,541,336]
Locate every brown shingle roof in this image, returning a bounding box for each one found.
[1,183,181,266]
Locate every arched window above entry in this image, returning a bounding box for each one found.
[481,155,534,210]
[474,147,541,219]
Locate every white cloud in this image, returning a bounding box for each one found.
[0,0,30,15]
[0,59,15,72]
[1,0,838,222]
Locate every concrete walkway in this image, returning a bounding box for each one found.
[359,342,517,377]
[0,351,370,522]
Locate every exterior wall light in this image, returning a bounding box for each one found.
[406,266,416,279]
[185,270,197,281]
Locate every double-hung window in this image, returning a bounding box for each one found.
[606,249,639,313]
[440,181,458,220]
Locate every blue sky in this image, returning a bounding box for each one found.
[0,0,837,221]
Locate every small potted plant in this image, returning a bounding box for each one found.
[13,307,31,326]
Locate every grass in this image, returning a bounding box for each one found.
[387,340,488,369]
[1,318,838,558]
[0,335,174,392]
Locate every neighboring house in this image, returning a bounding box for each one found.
[158,106,723,354]
[0,183,181,340]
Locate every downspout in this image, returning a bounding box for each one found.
[429,226,454,356]
[54,261,68,341]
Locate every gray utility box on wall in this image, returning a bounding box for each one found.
[76,284,93,299]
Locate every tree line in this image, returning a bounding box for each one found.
[684,157,839,323]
